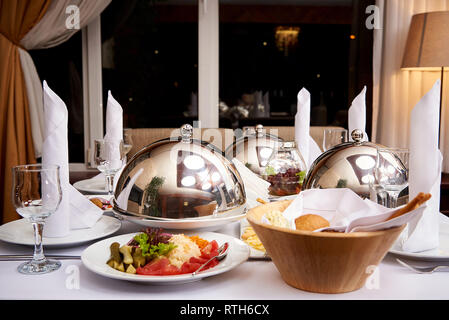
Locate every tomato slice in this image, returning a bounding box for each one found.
[137,258,180,275]
[189,256,208,264]
[201,240,219,259]
[163,264,181,275]
[180,261,201,274]
[135,240,223,276]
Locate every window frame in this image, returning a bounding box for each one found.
[80,16,104,168]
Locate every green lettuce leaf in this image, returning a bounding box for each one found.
[296,170,306,184]
[133,233,176,259]
[265,166,276,176]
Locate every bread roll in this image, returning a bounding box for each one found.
[295,214,330,231]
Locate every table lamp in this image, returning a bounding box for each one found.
[401,11,449,145]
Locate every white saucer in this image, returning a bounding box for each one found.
[0,216,121,248]
[389,214,449,261]
[74,178,107,194]
[81,231,250,285]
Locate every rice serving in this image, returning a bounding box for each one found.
[166,234,201,268]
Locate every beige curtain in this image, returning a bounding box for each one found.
[18,0,111,158]
[0,0,51,224]
[373,0,449,172]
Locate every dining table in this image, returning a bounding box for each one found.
[1,210,448,302]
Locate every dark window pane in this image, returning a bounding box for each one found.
[101,1,198,130]
[30,32,84,163]
[217,2,370,130]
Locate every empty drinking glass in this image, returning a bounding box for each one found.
[323,128,348,151]
[123,128,133,160]
[11,164,62,274]
[375,147,409,208]
[94,139,125,195]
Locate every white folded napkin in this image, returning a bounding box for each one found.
[281,188,383,229]
[232,158,270,208]
[104,90,123,142]
[295,88,322,169]
[93,90,125,191]
[263,188,425,233]
[348,86,369,141]
[42,81,103,237]
[402,80,443,253]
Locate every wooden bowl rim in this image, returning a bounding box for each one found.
[247,200,406,238]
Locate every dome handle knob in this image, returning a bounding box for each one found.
[255,124,264,137]
[351,129,364,144]
[180,124,193,143]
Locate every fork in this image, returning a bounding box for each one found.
[396,258,449,274]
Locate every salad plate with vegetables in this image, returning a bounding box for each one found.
[81,228,250,284]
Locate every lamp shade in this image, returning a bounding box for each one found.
[402,11,449,70]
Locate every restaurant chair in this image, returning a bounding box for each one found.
[127,128,235,159]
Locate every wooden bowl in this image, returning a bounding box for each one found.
[246,200,405,294]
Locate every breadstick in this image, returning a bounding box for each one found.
[386,192,431,221]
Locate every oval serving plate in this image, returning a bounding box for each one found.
[81,231,250,285]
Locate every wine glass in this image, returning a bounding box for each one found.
[375,147,409,208]
[123,128,133,160]
[323,128,348,151]
[11,164,62,274]
[94,139,125,195]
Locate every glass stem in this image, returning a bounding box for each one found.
[387,191,400,208]
[32,222,45,262]
[106,174,114,196]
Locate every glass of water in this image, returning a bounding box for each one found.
[94,139,125,195]
[323,128,348,151]
[11,164,62,274]
[375,147,409,208]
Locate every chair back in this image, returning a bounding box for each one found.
[126,126,346,159]
[127,128,235,158]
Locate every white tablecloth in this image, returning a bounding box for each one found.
[1,214,448,300]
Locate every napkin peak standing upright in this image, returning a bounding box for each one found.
[42,81,70,237]
[104,90,123,142]
[92,90,125,190]
[295,88,322,169]
[348,86,369,141]
[402,80,442,253]
[42,81,103,237]
[106,90,125,190]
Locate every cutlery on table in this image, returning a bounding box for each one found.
[396,258,449,274]
[0,255,81,261]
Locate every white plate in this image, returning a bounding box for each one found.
[81,231,250,284]
[0,216,121,248]
[389,214,449,261]
[120,211,246,232]
[74,178,107,194]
